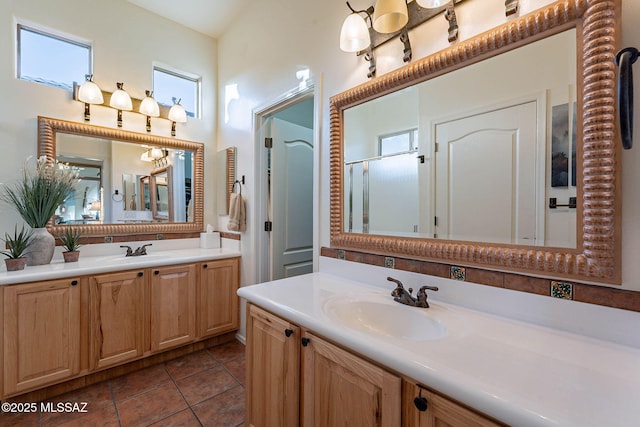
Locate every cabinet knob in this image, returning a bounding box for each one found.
[137,272,144,277]
[154,270,159,275]
[301,337,311,347]
[203,264,208,269]
[413,396,428,412]
[71,280,78,286]
[284,328,293,337]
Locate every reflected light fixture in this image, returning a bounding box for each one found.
[139,90,160,132]
[109,82,133,127]
[372,0,408,34]
[77,74,103,121]
[168,97,187,137]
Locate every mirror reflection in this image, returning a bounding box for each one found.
[343,29,577,248]
[55,133,194,224]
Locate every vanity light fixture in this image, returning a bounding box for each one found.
[168,98,187,137]
[139,90,160,132]
[109,82,133,127]
[341,0,466,78]
[77,74,104,121]
[340,2,376,77]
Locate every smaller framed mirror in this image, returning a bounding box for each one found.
[150,166,173,221]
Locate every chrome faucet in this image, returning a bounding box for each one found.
[120,243,152,257]
[387,277,438,308]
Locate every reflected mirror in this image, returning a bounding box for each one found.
[330,0,621,284]
[343,30,576,248]
[39,117,204,237]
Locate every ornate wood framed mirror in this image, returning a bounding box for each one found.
[330,0,621,284]
[38,116,204,238]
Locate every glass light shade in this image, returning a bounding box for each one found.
[168,103,187,123]
[139,93,160,117]
[109,84,132,111]
[150,148,165,159]
[340,13,371,52]
[416,0,447,8]
[78,80,103,104]
[373,0,409,34]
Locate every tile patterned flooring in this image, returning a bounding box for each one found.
[1,340,246,427]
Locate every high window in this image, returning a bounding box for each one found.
[17,24,91,91]
[378,129,418,156]
[153,66,201,119]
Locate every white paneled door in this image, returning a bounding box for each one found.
[268,117,314,280]
[434,101,541,245]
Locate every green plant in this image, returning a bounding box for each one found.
[58,228,82,252]
[1,156,79,228]
[1,225,33,259]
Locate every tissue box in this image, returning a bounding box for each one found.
[200,232,220,249]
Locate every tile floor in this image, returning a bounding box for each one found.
[1,340,246,427]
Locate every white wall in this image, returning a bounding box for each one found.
[0,0,218,233]
[218,0,640,292]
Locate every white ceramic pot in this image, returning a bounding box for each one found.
[26,228,55,266]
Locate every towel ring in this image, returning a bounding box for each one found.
[232,179,242,195]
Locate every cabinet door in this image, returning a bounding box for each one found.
[246,304,300,427]
[197,258,240,338]
[301,332,401,427]
[402,381,506,427]
[89,270,146,370]
[150,264,196,352]
[3,278,81,394]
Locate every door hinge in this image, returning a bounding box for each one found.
[264,221,273,232]
[434,216,438,227]
[434,143,439,153]
[265,137,273,149]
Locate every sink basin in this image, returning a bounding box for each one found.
[323,294,457,341]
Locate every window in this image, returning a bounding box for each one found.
[153,66,200,118]
[17,24,91,91]
[379,129,418,156]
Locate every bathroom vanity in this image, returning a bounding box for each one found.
[239,272,640,427]
[0,245,240,400]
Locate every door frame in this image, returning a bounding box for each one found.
[252,80,321,284]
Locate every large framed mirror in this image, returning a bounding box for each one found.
[330,0,621,284]
[39,116,204,237]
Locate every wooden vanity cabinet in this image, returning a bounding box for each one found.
[246,303,401,427]
[89,270,147,370]
[198,258,240,338]
[246,303,506,427]
[2,277,81,395]
[402,381,506,427]
[150,264,197,351]
[1,257,240,399]
[246,304,300,427]
[301,331,401,426]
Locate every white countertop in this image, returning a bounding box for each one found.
[0,246,241,286]
[237,272,640,427]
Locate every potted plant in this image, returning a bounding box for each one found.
[1,225,33,271]
[0,156,79,266]
[58,228,82,263]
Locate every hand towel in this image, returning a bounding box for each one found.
[227,192,246,232]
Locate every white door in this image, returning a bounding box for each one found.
[434,101,541,245]
[268,117,314,280]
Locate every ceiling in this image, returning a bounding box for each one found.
[127,0,252,38]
